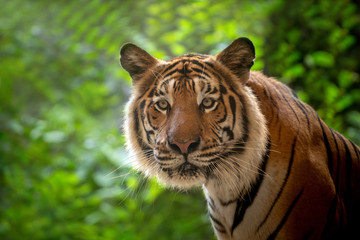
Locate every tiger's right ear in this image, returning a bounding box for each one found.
[120,43,159,83]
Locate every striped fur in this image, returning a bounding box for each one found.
[120,38,360,239]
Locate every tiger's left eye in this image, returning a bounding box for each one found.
[156,99,169,111]
[201,98,215,109]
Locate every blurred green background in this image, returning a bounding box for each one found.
[1,0,359,239]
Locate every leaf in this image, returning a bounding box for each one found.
[43,131,66,143]
[310,51,335,67]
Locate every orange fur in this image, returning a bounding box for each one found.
[120,38,360,239]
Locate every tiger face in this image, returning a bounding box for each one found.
[121,38,267,191]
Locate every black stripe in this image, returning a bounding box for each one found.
[139,100,146,111]
[201,157,219,163]
[291,89,299,99]
[216,97,227,124]
[338,194,345,229]
[259,81,280,125]
[210,128,221,140]
[163,68,179,79]
[281,83,307,117]
[201,144,218,151]
[194,74,208,81]
[189,59,205,69]
[234,92,249,145]
[267,189,304,240]
[137,100,154,150]
[161,167,173,178]
[230,141,246,154]
[278,88,300,122]
[209,87,218,94]
[281,82,299,100]
[139,100,147,134]
[257,136,297,231]
[268,91,280,122]
[147,107,159,129]
[163,64,212,80]
[192,67,211,78]
[302,229,314,240]
[317,116,333,176]
[133,107,141,147]
[155,148,169,154]
[229,96,236,128]
[204,82,212,94]
[220,198,238,207]
[159,78,172,90]
[210,214,227,233]
[184,79,195,93]
[196,152,220,159]
[349,140,360,160]
[208,69,223,83]
[136,82,157,101]
[330,130,341,189]
[196,60,220,77]
[204,61,214,68]
[213,225,227,234]
[222,127,234,141]
[182,53,207,59]
[334,132,352,206]
[145,130,154,143]
[162,61,182,75]
[294,99,311,130]
[262,86,270,98]
[219,91,248,156]
[208,196,216,212]
[220,85,228,94]
[321,195,338,239]
[147,89,155,98]
[155,156,176,161]
[133,107,151,153]
[191,79,196,92]
[231,139,271,234]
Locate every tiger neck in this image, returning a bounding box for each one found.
[202,140,270,238]
[202,80,270,238]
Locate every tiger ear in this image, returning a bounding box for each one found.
[216,37,255,82]
[120,43,158,83]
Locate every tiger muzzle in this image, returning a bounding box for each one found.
[167,100,201,156]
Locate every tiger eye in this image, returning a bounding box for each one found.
[156,100,169,110]
[202,98,215,109]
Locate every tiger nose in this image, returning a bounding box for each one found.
[169,138,200,155]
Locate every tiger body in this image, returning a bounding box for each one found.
[120,38,360,239]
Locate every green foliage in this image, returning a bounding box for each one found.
[0,0,359,239]
[263,0,360,143]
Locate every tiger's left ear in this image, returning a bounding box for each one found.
[216,37,255,82]
[120,43,159,83]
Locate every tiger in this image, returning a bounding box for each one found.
[120,37,360,240]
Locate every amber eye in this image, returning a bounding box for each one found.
[156,99,169,111]
[201,98,215,109]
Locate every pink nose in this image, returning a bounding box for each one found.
[171,139,199,154]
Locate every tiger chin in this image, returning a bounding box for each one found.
[120,38,360,240]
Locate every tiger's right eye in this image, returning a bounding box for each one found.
[156,100,169,111]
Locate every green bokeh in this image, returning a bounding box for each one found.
[0,0,359,239]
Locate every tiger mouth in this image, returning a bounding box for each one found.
[159,160,217,181]
[177,162,198,175]
[159,162,201,176]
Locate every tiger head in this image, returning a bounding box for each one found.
[120,38,267,192]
